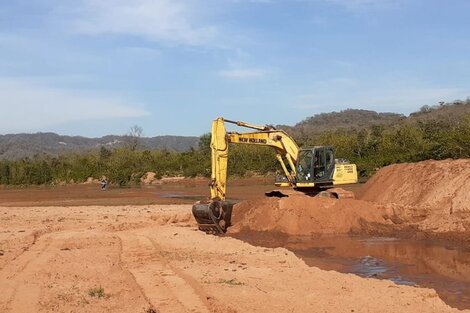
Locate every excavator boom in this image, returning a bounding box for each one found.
[192,117,300,233]
[208,118,300,201]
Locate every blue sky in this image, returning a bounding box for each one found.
[1,0,469,137]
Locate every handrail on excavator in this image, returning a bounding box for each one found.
[223,118,274,131]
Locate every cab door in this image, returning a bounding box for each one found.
[296,149,314,183]
[312,147,335,182]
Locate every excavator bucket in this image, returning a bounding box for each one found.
[192,200,234,234]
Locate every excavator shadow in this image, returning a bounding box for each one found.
[265,188,355,199]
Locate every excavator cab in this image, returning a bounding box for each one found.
[277,146,357,190]
[295,146,358,191]
[296,146,335,184]
[275,147,336,187]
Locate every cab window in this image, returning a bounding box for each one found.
[297,150,313,182]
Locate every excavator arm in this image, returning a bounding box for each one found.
[193,117,300,233]
[209,117,300,201]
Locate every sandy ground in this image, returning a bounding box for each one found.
[1,159,469,312]
[0,204,466,313]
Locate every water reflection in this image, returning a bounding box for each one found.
[159,193,206,201]
[232,232,470,310]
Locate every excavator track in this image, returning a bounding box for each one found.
[266,187,355,199]
[192,200,234,234]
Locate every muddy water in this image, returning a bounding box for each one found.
[0,177,277,206]
[232,232,470,310]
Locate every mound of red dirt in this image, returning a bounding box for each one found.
[229,159,470,237]
[358,159,470,215]
[228,195,391,236]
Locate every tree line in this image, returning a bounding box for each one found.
[0,137,277,186]
[308,116,470,177]
[0,113,469,186]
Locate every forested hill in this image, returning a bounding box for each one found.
[277,109,405,139]
[0,133,199,160]
[0,100,468,185]
[278,99,470,139]
[408,99,470,121]
[1,99,469,161]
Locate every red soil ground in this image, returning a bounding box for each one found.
[1,159,469,312]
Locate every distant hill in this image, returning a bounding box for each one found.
[277,109,405,138]
[0,133,199,160]
[2,100,469,160]
[409,99,470,122]
[278,100,470,139]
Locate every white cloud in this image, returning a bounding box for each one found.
[0,78,150,133]
[65,0,217,46]
[218,68,270,79]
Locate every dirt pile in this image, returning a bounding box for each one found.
[356,159,470,237]
[141,172,158,184]
[83,177,99,184]
[358,159,470,214]
[228,195,392,236]
[229,159,470,238]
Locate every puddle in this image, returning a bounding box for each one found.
[159,193,206,201]
[232,232,470,310]
[159,193,242,202]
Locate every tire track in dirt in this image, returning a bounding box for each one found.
[0,229,46,272]
[0,231,54,312]
[115,235,156,309]
[118,232,211,313]
[144,236,214,304]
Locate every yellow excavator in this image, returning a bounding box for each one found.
[192,117,358,234]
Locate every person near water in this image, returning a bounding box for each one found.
[100,177,108,191]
